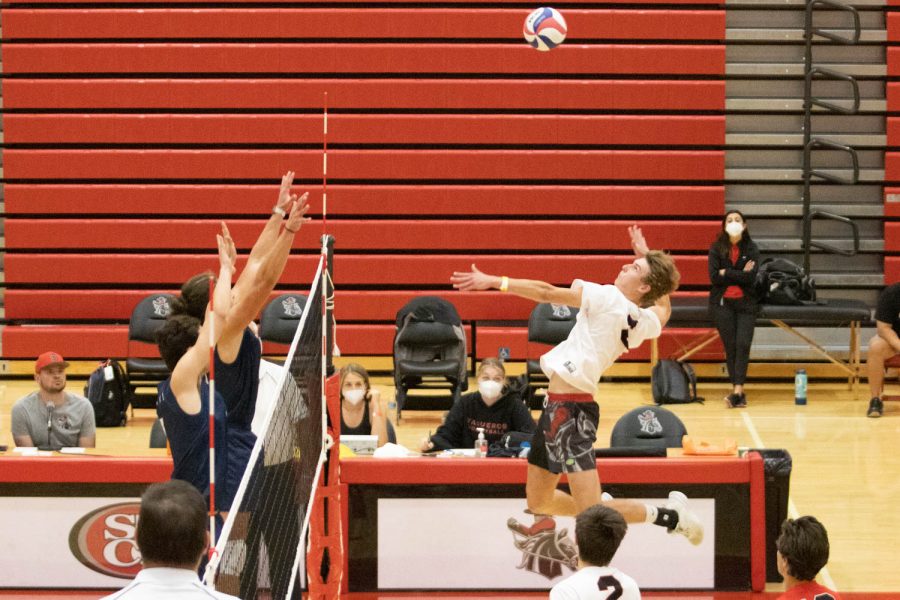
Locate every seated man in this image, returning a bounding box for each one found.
[418,358,535,452]
[865,281,900,418]
[101,480,240,599]
[11,351,95,450]
[550,503,640,600]
[776,516,840,600]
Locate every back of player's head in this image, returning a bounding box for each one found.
[170,272,212,321]
[136,480,207,568]
[641,250,680,306]
[776,515,830,581]
[156,313,201,371]
[575,504,628,567]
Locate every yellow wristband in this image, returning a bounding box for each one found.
[500,276,509,292]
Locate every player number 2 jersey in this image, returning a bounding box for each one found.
[550,565,642,600]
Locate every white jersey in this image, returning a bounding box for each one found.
[101,568,240,599]
[540,280,662,394]
[550,565,642,600]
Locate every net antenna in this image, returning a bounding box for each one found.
[307,89,343,598]
[206,253,327,599]
[206,276,217,558]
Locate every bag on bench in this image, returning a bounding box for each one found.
[755,257,816,305]
[652,359,704,405]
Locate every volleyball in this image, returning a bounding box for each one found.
[523,7,567,52]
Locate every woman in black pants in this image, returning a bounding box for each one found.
[708,210,760,408]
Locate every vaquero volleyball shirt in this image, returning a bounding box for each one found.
[157,328,260,513]
[540,280,662,395]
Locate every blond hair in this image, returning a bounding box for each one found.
[641,251,680,306]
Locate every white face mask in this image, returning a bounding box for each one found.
[343,389,366,406]
[478,380,503,400]
[725,221,744,237]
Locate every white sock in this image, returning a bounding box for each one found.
[644,504,658,524]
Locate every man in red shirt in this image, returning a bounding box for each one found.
[776,516,841,600]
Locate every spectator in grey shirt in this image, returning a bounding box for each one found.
[11,351,96,449]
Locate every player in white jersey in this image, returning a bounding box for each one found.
[452,226,703,546]
[550,504,640,600]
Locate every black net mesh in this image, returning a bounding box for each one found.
[211,257,324,600]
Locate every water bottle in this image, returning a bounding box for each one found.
[518,441,531,459]
[794,369,807,405]
[386,399,398,425]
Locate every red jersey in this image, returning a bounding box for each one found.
[778,582,841,600]
[723,244,744,299]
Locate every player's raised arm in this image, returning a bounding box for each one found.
[451,264,581,308]
[170,224,237,413]
[218,178,311,362]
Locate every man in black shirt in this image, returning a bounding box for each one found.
[865,282,900,417]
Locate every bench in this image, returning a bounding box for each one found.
[654,296,872,388]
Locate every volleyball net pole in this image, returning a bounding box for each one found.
[307,91,344,600]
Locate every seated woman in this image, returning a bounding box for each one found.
[339,363,390,447]
[419,358,536,452]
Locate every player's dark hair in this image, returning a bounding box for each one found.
[575,503,628,567]
[156,313,201,372]
[136,480,207,568]
[641,250,680,306]
[776,516,830,582]
[170,272,212,322]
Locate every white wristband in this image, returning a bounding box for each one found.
[272,206,287,218]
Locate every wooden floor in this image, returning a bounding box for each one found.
[3,375,900,594]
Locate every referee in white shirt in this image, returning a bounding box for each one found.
[102,480,240,600]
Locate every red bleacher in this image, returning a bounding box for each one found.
[888,21,900,266]
[1,1,726,362]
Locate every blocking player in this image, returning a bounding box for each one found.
[157,172,310,516]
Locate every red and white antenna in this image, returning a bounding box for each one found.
[207,276,217,557]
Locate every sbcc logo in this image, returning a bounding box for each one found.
[68,502,142,579]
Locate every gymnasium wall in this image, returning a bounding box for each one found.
[1,0,729,363]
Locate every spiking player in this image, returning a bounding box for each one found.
[451,225,703,546]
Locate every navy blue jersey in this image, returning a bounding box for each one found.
[157,328,260,512]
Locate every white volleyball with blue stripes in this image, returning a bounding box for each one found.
[523,7,567,52]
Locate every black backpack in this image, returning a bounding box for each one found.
[755,258,817,305]
[651,359,704,404]
[84,359,131,427]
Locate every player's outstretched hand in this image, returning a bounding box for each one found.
[218,221,237,272]
[284,192,311,233]
[629,224,650,257]
[451,264,495,291]
[276,171,296,213]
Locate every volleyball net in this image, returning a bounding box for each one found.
[207,238,335,599]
